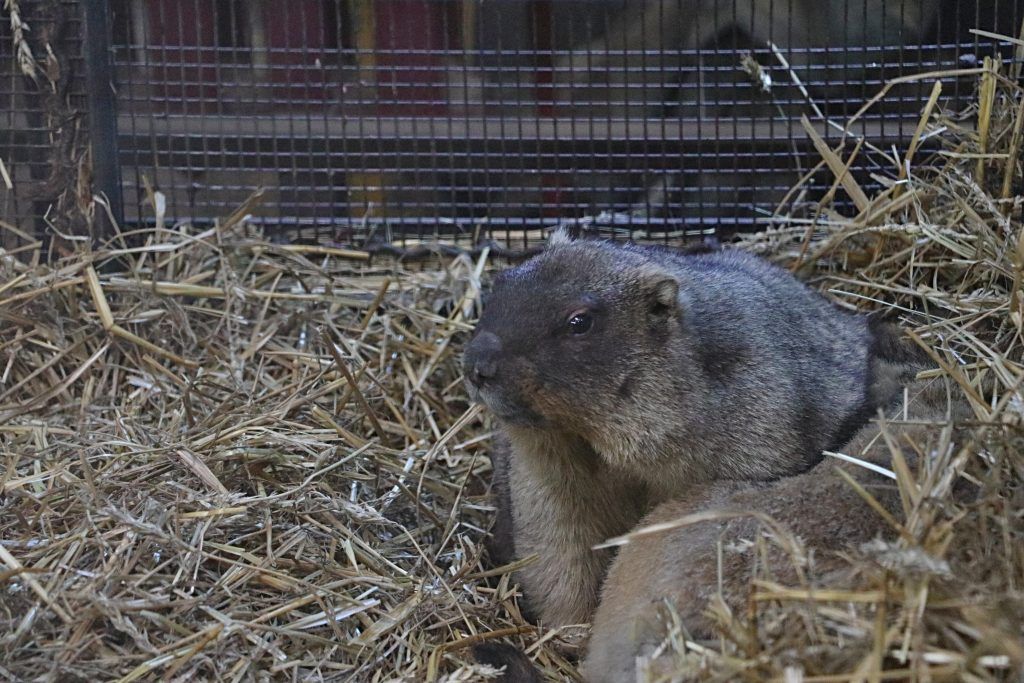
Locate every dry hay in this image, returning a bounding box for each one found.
[0,220,537,680]
[1,58,1023,683]
[716,60,1024,681]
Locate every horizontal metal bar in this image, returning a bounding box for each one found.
[110,56,985,75]
[114,114,921,144]
[112,40,1005,58]
[149,214,768,229]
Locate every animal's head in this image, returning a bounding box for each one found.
[463,229,684,439]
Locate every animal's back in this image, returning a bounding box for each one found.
[584,375,971,683]
[624,244,876,482]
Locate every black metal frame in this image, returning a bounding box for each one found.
[82,0,124,237]
[3,1,1023,254]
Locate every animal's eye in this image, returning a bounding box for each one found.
[567,312,593,335]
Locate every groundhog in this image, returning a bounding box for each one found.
[582,374,971,682]
[464,229,911,627]
[475,373,970,682]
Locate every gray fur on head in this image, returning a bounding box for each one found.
[546,225,575,247]
[467,238,877,483]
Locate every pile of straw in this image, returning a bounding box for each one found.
[718,58,1024,681]
[1,59,1022,683]
[0,217,532,680]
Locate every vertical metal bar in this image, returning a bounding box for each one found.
[196,0,211,222]
[729,0,739,232]
[413,1,431,239]
[766,0,777,229]
[532,0,554,229]
[438,1,458,240]
[493,1,514,246]
[692,0,703,230]
[282,0,302,238]
[585,6,599,231]
[348,0,382,233]
[566,5,580,225]
[332,0,353,238]
[655,0,667,239]
[603,6,614,236]
[82,0,124,239]
[125,0,148,230]
[383,2,400,240]
[636,0,647,237]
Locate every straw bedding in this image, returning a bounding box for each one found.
[1,62,1022,682]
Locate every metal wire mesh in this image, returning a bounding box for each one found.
[1,0,89,251]
[3,1,1023,252]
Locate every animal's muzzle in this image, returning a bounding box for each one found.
[463,330,502,387]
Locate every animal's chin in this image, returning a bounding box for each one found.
[494,410,547,428]
[464,380,482,404]
[473,386,548,427]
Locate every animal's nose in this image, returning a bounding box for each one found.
[465,331,502,385]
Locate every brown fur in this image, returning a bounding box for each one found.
[484,432,517,569]
[466,231,914,627]
[583,377,972,682]
[502,428,649,624]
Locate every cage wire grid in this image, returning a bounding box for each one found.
[2,0,1023,253]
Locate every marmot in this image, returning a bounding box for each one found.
[464,230,913,627]
[474,373,970,682]
[583,374,971,682]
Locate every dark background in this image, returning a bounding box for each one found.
[2,0,1022,252]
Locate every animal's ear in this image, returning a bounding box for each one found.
[547,226,574,247]
[640,269,680,317]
